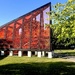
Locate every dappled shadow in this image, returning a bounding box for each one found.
[0,51,9,60]
[0,62,75,75]
[61,52,75,56]
[54,51,75,58]
[0,50,9,60]
[0,55,8,60]
[0,52,8,60]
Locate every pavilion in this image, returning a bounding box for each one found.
[0,2,53,58]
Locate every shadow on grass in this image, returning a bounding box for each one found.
[0,55,8,60]
[0,50,9,60]
[0,62,75,75]
[54,52,75,58]
[61,52,75,56]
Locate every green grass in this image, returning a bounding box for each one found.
[0,50,75,75]
[54,49,75,56]
[55,49,75,53]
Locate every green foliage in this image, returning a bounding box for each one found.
[48,0,75,47]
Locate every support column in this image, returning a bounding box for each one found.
[35,51,37,56]
[9,51,13,56]
[37,51,41,57]
[48,51,52,58]
[18,50,22,57]
[28,51,32,57]
[42,51,45,57]
[1,51,4,56]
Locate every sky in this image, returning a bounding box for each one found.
[0,0,67,26]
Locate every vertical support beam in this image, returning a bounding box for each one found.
[1,51,4,56]
[29,14,33,50]
[50,2,52,24]
[37,51,41,57]
[49,2,52,52]
[4,28,6,39]
[12,21,16,47]
[18,50,22,57]
[20,17,25,49]
[4,26,8,39]
[40,11,44,27]
[28,51,32,57]
[38,11,43,51]
[9,50,13,56]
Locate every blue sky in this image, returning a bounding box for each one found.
[0,0,67,26]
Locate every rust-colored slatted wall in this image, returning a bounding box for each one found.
[0,2,52,51]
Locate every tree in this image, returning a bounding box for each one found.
[48,0,75,48]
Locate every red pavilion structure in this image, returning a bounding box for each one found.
[0,2,53,58]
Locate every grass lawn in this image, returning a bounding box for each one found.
[55,49,75,55]
[0,50,75,75]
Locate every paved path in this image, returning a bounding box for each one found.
[63,56,75,62]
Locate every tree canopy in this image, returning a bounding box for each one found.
[48,0,75,49]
